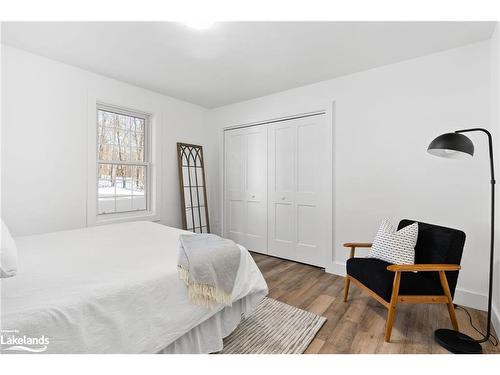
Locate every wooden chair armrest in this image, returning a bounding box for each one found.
[343,242,372,248]
[386,264,461,272]
[343,243,372,260]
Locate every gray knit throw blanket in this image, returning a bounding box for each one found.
[178,234,241,308]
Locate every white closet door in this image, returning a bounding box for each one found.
[224,128,246,245]
[244,126,268,252]
[268,115,327,266]
[224,125,268,253]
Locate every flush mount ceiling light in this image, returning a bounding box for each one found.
[181,21,215,30]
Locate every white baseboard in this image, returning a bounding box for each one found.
[493,304,500,337]
[326,261,489,312]
[453,288,487,311]
[326,261,346,277]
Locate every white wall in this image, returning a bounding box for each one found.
[209,41,492,310]
[1,45,214,236]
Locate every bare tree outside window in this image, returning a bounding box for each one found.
[97,106,148,214]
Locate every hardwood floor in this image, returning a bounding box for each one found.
[251,252,500,354]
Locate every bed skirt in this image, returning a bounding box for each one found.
[158,292,265,354]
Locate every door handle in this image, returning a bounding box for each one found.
[281,197,286,200]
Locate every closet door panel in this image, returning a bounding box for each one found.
[294,119,326,266]
[297,123,318,193]
[268,123,296,259]
[224,125,268,254]
[228,133,245,192]
[297,204,317,245]
[268,115,327,266]
[269,202,294,259]
[224,130,246,245]
[275,203,294,241]
[244,126,268,252]
[246,130,266,194]
[229,200,244,231]
[274,126,295,193]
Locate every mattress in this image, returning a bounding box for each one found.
[0,221,268,353]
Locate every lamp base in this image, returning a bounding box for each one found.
[434,329,482,354]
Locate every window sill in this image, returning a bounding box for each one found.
[93,211,160,226]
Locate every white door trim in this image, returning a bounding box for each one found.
[222,110,326,132]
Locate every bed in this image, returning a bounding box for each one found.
[0,221,268,354]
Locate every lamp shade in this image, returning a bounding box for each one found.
[427,132,474,159]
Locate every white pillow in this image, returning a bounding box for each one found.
[1,220,18,278]
[369,219,418,265]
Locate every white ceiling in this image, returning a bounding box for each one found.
[1,22,496,108]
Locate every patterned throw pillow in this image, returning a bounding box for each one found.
[369,219,418,265]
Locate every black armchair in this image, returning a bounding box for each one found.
[343,219,466,342]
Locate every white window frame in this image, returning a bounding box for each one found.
[96,103,151,216]
[87,97,160,226]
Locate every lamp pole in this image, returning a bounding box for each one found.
[455,128,495,343]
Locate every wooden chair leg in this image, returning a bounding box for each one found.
[439,271,459,330]
[343,247,355,303]
[343,276,351,302]
[385,271,401,342]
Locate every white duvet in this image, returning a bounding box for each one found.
[0,221,268,353]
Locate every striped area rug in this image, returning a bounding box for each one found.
[220,297,326,354]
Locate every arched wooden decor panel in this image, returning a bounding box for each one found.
[177,142,210,233]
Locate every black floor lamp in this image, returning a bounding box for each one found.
[427,128,495,354]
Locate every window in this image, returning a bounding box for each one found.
[96,104,149,215]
